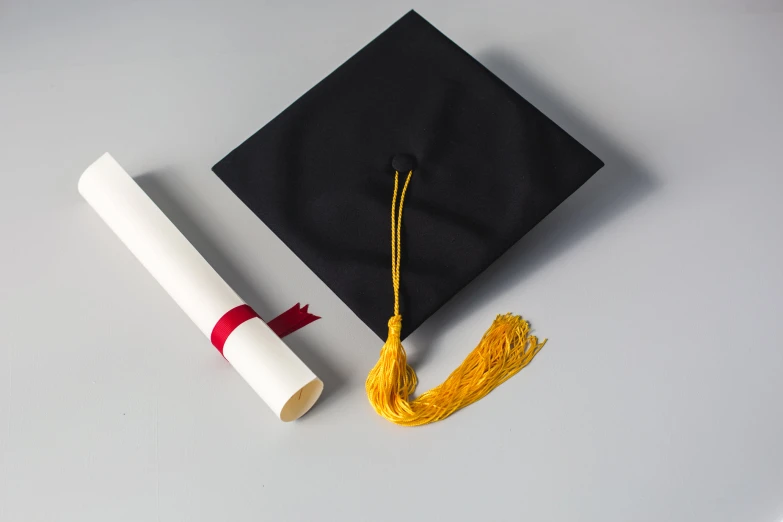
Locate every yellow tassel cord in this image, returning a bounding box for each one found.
[365,170,547,426]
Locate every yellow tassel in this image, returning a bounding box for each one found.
[365,169,547,426]
[366,313,545,426]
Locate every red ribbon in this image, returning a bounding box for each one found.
[210,303,320,355]
[266,303,321,338]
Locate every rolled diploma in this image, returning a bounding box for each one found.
[78,153,323,421]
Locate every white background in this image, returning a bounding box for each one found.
[1,1,782,521]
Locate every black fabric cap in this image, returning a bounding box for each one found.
[212,10,604,340]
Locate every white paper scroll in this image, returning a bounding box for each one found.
[79,153,323,421]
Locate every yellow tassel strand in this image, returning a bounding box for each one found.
[365,170,547,427]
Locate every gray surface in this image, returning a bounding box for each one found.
[1,1,782,521]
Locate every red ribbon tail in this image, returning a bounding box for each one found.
[266,303,321,338]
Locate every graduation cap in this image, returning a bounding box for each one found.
[212,10,604,426]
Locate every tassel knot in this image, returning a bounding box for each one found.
[387,315,402,338]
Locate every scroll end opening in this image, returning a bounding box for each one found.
[279,378,324,422]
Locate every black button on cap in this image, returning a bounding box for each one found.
[392,154,417,173]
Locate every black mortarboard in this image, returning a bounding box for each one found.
[212,10,603,425]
